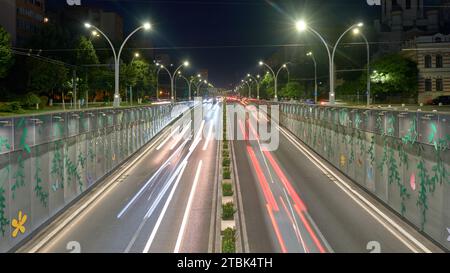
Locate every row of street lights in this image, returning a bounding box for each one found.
[84,22,151,107]
[294,20,371,105]
[84,22,205,106]
[247,20,371,105]
[238,61,289,101]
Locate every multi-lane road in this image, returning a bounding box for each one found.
[228,102,442,253]
[17,100,443,253]
[18,101,221,253]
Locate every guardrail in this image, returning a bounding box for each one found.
[263,102,450,250]
[0,102,192,252]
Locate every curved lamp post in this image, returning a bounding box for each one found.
[247,74,261,99]
[296,20,363,105]
[353,27,371,106]
[156,61,189,102]
[258,61,289,101]
[306,52,318,104]
[195,80,208,97]
[177,73,200,101]
[85,22,151,107]
[241,79,252,98]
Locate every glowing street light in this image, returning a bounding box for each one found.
[84,21,152,107]
[258,61,289,101]
[157,61,190,102]
[247,74,261,99]
[306,51,318,104]
[295,19,364,105]
[352,26,371,106]
[330,22,365,104]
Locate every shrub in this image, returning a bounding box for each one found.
[222,183,233,197]
[223,142,229,149]
[222,158,230,167]
[222,202,236,220]
[21,92,41,108]
[222,228,236,253]
[0,102,23,113]
[223,168,231,179]
[222,150,229,158]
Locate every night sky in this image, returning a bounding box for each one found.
[48,0,380,89]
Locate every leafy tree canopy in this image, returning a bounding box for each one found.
[0,26,14,78]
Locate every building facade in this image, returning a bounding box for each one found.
[0,0,47,46]
[50,6,123,42]
[404,33,450,103]
[375,0,450,103]
[374,0,447,54]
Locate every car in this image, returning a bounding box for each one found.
[431,96,450,105]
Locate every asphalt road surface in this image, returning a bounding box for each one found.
[229,102,443,253]
[18,101,221,253]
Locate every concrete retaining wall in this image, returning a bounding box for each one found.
[0,103,191,252]
[274,103,450,250]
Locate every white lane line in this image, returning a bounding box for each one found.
[202,123,214,151]
[190,120,205,152]
[142,160,188,253]
[27,126,171,253]
[156,126,180,150]
[174,160,203,253]
[170,121,192,150]
[278,125,432,253]
[282,188,308,253]
[141,126,204,253]
[117,140,188,219]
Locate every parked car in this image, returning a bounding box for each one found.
[431,96,450,105]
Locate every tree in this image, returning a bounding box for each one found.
[0,26,14,78]
[335,53,418,102]
[74,36,100,101]
[27,59,68,98]
[370,53,418,99]
[122,59,156,100]
[280,82,304,99]
[260,73,274,99]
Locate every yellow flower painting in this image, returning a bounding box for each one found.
[11,210,27,238]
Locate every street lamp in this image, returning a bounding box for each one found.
[241,79,252,98]
[306,52,318,104]
[353,27,371,106]
[128,52,142,105]
[258,61,289,101]
[296,20,363,105]
[178,73,200,100]
[247,74,261,99]
[195,80,207,97]
[330,22,364,104]
[84,22,152,107]
[157,61,189,102]
[296,19,333,104]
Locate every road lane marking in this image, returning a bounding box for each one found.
[266,204,287,253]
[279,195,308,253]
[278,125,432,253]
[142,160,188,253]
[202,123,214,151]
[25,124,173,253]
[170,121,192,150]
[174,160,203,253]
[156,126,180,150]
[117,140,188,219]
[142,124,204,252]
[247,146,279,211]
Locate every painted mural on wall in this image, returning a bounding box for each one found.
[0,103,189,251]
[277,103,450,247]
